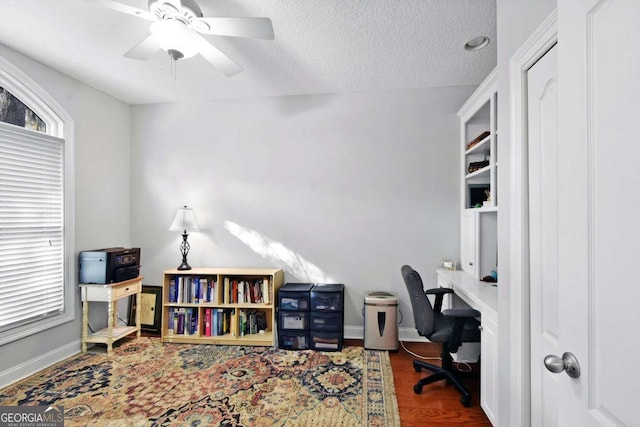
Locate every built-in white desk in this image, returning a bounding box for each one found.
[437,269,498,426]
[437,269,498,317]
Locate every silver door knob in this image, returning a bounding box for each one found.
[544,352,581,378]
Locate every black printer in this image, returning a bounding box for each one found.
[79,247,141,284]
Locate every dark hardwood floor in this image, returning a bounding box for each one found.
[347,339,492,426]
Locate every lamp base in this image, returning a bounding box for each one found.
[177,260,192,271]
[177,231,192,270]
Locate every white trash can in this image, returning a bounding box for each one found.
[364,291,398,350]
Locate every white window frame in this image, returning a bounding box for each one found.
[0,54,75,345]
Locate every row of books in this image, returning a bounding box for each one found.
[168,276,217,304]
[167,307,268,337]
[167,307,236,336]
[239,309,267,336]
[222,277,271,305]
[203,308,236,337]
[167,276,272,305]
[167,308,199,336]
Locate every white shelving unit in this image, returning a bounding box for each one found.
[447,68,499,425]
[457,69,498,280]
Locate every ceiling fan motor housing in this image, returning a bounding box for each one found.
[167,49,184,60]
[148,0,203,21]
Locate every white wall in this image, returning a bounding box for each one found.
[0,45,131,383]
[130,86,474,333]
[495,1,556,425]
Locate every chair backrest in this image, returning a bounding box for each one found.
[401,265,435,337]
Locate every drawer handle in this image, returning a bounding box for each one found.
[125,287,129,292]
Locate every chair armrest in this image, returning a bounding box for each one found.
[442,308,481,353]
[425,287,454,295]
[425,287,454,313]
[442,308,481,318]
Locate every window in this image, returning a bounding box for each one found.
[0,56,74,345]
[0,87,46,133]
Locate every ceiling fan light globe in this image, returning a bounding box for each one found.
[150,20,200,59]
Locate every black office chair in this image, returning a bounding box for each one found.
[401,265,481,407]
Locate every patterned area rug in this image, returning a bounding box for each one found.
[0,337,400,426]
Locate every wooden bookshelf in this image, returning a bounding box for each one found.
[161,268,283,346]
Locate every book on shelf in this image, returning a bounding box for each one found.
[176,309,185,334]
[262,278,271,304]
[168,307,175,334]
[212,308,219,336]
[223,278,230,304]
[169,279,177,303]
[204,308,212,336]
[198,278,208,303]
[176,277,183,303]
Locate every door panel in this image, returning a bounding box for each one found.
[527,43,559,427]
[559,0,640,424]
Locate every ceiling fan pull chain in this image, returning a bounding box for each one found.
[168,56,177,81]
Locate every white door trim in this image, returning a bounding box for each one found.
[508,9,557,427]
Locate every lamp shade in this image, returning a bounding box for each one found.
[150,19,201,59]
[169,206,200,232]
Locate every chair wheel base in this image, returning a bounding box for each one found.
[460,395,471,407]
[413,383,423,394]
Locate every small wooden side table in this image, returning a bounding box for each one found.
[79,276,143,353]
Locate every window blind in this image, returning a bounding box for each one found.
[0,124,65,332]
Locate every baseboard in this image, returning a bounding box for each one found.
[343,325,426,343]
[343,325,364,340]
[0,339,82,388]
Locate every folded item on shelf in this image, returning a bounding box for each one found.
[468,160,490,173]
[466,131,491,151]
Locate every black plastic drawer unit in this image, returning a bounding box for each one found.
[278,283,345,351]
[309,283,344,351]
[309,331,343,351]
[279,311,308,330]
[310,311,342,332]
[277,283,314,350]
[279,330,309,350]
[278,283,313,311]
[310,283,344,312]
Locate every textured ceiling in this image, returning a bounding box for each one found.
[0,0,496,105]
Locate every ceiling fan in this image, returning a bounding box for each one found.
[88,0,275,76]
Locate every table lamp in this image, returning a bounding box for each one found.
[169,205,200,270]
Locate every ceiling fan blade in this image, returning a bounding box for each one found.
[195,17,275,40]
[86,0,156,21]
[124,35,160,60]
[194,33,243,76]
